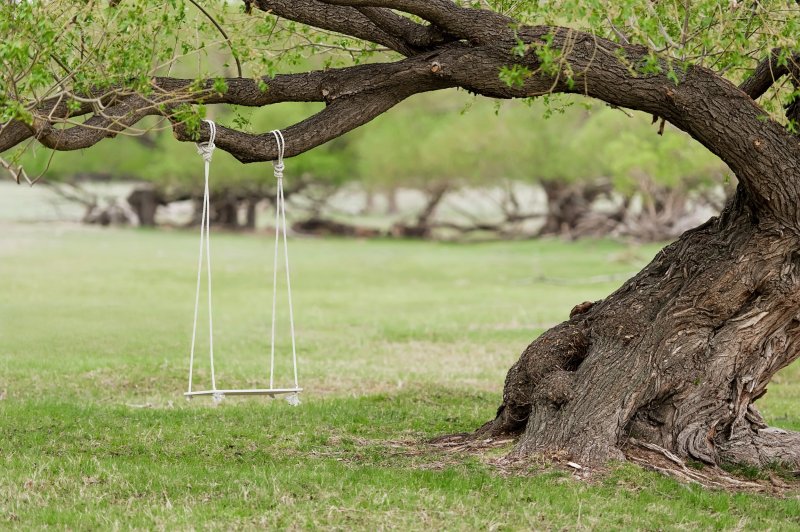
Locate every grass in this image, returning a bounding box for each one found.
[1,223,799,530]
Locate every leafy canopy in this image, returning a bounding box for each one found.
[3,1,797,118]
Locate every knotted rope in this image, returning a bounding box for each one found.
[269,130,300,406]
[189,120,218,398]
[196,120,216,163]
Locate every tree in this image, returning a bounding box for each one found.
[3,0,800,470]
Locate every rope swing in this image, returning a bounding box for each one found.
[185,120,302,405]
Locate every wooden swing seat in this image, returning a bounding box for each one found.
[184,387,302,398]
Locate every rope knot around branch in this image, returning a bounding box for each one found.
[196,142,215,163]
[273,161,285,179]
[270,129,286,180]
[195,119,217,163]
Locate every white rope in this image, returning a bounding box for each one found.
[188,120,217,394]
[269,131,282,389]
[270,130,300,404]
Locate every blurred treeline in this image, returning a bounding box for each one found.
[19,91,731,241]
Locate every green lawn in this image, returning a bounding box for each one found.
[1,224,798,529]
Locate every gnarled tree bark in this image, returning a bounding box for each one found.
[481,186,800,467]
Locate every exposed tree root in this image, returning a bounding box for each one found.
[719,424,800,469]
[624,439,765,491]
[430,433,799,493]
[623,439,800,494]
[429,432,514,452]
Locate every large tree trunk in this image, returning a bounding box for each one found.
[479,185,800,468]
[212,193,241,229]
[127,186,162,227]
[244,197,259,230]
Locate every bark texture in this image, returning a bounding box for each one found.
[482,186,800,467]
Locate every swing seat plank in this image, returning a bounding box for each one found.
[185,387,302,397]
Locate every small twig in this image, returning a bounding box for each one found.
[606,15,630,44]
[0,156,31,185]
[186,0,243,78]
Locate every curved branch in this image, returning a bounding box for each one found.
[739,49,800,100]
[0,120,36,154]
[175,57,455,162]
[318,0,514,43]
[0,93,120,153]
[427,26,800,228]
[30,96,156,151]
[355,7,453,49]
[252,0,421,56]
[1,58,446,153]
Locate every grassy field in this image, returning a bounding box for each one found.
[1,223,798,530]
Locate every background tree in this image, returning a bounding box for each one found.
[357,93,496,237]
[576,108,730,240]
[3,0,800,471]
[357,94,727,240]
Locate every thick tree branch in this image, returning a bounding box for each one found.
[355,7,453,49]
[1,59,444,153]
[175,54,456,162]
[433,26,800,228]
[739,49,800,100]
[0,121,36,154]
[0,93,120,153]
[252,0,420,56]
[173,90,405,163]
[318,0,514,43]
[30,96,157,151]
